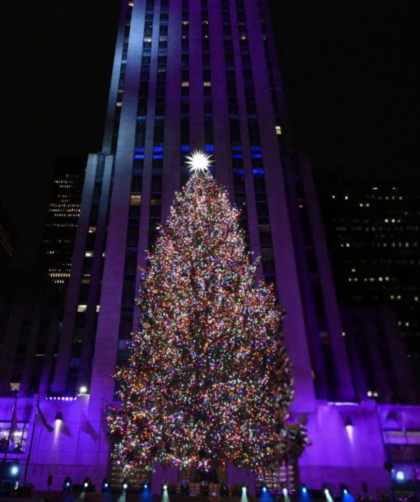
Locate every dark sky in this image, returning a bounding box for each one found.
[1,1,418,268]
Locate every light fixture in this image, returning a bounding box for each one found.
[80,386,88,394]
[10,464,20,477]
[396,471,405,482]
[283,488,288,496]
[102,478,110,492]
[340,484,349,495]
[63,476,72,491]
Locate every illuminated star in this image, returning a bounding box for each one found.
[185,150,212,174]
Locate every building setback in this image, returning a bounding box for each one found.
[0,0,419,494]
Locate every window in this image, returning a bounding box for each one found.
[0,421,29,454]
[130,194,141,206]
[77,305,87,313]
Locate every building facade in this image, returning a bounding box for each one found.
[0,0,419,495]
[318,177,420,398]
[40,157,85,289]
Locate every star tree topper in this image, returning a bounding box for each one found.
[186,150,212,174]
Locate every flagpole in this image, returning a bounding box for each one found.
[23,400,39,486]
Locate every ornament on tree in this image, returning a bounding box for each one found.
[107,154,298,474]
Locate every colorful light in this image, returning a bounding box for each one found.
[106,171,295,474]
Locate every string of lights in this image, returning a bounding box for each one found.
[107,167,295,474]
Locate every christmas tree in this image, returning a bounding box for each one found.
[107,152,295,474]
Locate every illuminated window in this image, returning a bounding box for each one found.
[85,251,93,258]
[130,194,141,206]
[182,81,189,87]
[77,305,87,313]
[204,81,211,86]
[0,419,28,453]
[276,125,282,135]
[88,227,96,233]
[96,305,101,313]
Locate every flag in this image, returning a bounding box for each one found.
[36,401,53,433]
[9,398,18,438]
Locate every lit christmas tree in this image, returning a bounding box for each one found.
[107,152,296,475]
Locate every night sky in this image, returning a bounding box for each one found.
[1,2,418,268]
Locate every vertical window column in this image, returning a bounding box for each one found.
[161,0,182,218]
[188,0,205,149]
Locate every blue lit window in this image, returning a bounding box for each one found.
[205,145,214,152]
[181,145,190,152]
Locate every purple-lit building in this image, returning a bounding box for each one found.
[0,0,419,495]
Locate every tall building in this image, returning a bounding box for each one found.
[0,0,419,494]
[317,176,420,397]
[41,157,85,289]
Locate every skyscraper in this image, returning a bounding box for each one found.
[318,176,420,394]
[1,0,419,493]
[41,157,85,289]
